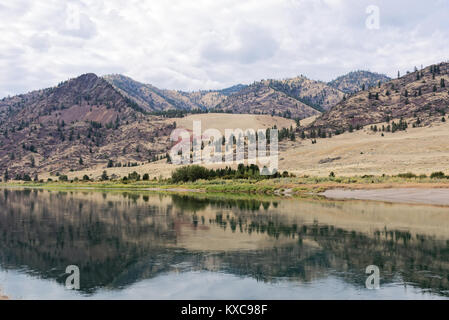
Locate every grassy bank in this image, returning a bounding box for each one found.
[3,174,449,196]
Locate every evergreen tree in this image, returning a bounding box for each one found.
[101,170,109,181]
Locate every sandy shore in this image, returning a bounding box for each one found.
[321,188,449,206]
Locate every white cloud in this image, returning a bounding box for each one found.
[0,0,448,97]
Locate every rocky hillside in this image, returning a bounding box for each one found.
[0,74,173,178]
[328,71,391,94]
[214,80,322,119]
[213,76,345,118]
[106,74,345,117]
[310,62,449,135]
[267,76,345,111]
[104,74,245,112]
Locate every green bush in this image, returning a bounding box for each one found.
[397,172,417,179]
[58,175,68,182]
[171,164,283,183]
[128,171,140,181]
[171,165,210,183]
[430,171,446,179]
[101,171,109,181]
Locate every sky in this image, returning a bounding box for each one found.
[0,0,448,97]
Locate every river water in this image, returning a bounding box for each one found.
[0,188,448,299]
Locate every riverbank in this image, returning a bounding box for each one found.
[2,175,449,197]
[321,188,449,206]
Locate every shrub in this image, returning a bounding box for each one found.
[128,171,140,181]
[171,165,284,183]
[397,172,417,179]
[83,175,90,181]
[142,173,150,181]
[171,165,210,183]
[101,171,109,181]
[58,175,68,182]
[430,171,446,179]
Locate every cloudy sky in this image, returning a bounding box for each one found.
[0,0,448,97]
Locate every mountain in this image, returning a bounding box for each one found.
[213,76,345,119]
[266,76,345,111]
[214,80,321,119]
[0,74,173,177]
[105,74,345,117]
[309,62,449,134]
[103,74,246,112]
[328,71,391,94]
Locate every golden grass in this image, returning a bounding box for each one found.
[176,113,296,133]
[281,117,449,177]
[34,114,449,181]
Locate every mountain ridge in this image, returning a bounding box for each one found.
[309,62,449,135]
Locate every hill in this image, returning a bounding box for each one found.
[267,76,345,111]
[309,62,449,135]
[104,74,245,112]
[328,71,391,94]
[213,80,322,119]
[0,74,174,178]
[105,74,346,118]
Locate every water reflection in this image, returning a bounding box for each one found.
[0,188,449,298]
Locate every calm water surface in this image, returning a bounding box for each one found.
[1,188,449,299]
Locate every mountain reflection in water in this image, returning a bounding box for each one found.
[0,188,449,299]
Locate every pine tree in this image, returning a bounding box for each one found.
[441,78,446,88]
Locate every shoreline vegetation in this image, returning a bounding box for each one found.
[0,166,449,196]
